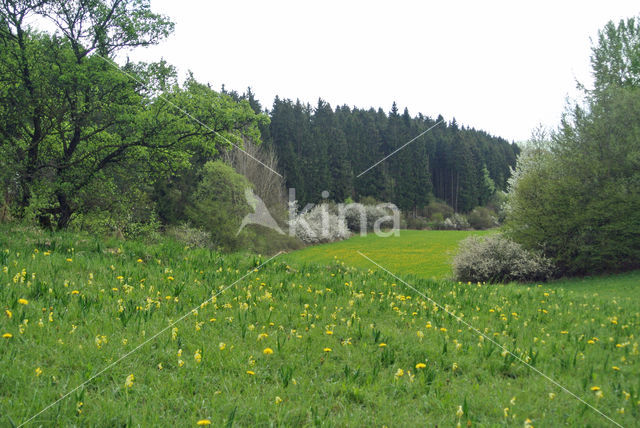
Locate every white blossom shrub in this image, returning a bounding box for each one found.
[342,203,396,233]
[452,234,555,283]
[440,213,470,230]
[288,202,350,244]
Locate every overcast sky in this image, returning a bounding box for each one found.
[124,1,640,143]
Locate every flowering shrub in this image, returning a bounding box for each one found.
[288,202,350,243]
[452,234,555,283]
[433,213,470,230]
[342,203,396,233]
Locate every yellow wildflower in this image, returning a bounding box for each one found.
[323,347,332,352]
[246,370,255,376]
[415,363,427,369]
[124,374,134,388]
[263,347,274,355]
[18,298,28,305]
[196,420,212,425]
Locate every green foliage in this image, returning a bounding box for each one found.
[506,19,640,275]
[467,207,498,230]
[186,161,252,251]
[268,99,518,212]
[0,1,267,232]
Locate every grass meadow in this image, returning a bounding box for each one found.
[1,226,639,426]
[286,230,491,280]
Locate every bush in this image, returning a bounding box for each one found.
[288,202,350,244]
[452,234,555,283]
[431,213,469,230]
[405,216,429,230]
[467,207,499,230]
[165,224,212,248]
[424,200,454,220]
[186,161,252,251]
[342,203,396,233]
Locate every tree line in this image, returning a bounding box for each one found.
[0,0,519,241]
[258,97,519,213]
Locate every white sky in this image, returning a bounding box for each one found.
[123,0,640,143]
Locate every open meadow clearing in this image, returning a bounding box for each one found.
[285,230,492,281]
[1,227,639,426]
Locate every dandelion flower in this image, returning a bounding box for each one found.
[124,374,134,388]
[137,259,143,263]
[590,386,601,391]
[415,363,427,369]
[323,347,332,353]
[612,366,620,371]
[5,310,12,318]
[263,347,274,355]
[2,333,12,339]
[66,258,73,262]
[246,370,255,376]
[18,298,28,305]
[197,420,212,425]
[378,343,387,348]
[325,330,333,335]
[71,290,79,295]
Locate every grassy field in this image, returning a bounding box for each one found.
[286,230,491,280]
[1,226,639,426]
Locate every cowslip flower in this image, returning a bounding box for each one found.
[124,374,134,388]
[194,349,202,363]
[219,342,226,351]
[35,367,43,377]
[275,396,283,405]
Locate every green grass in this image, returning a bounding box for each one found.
[1,226,639,426]
[286,230,491,280]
